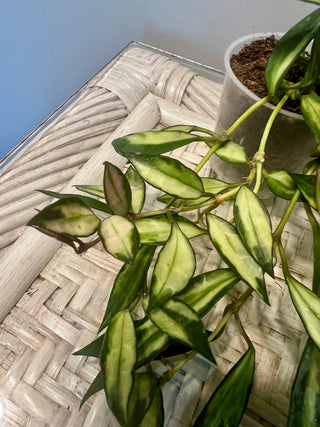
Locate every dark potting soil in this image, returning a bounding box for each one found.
[230,35,305,113]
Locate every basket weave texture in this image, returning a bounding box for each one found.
[0,45,311,427]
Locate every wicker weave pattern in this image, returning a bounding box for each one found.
[0,46,221,258]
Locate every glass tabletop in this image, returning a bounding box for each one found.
[0,41,224,170]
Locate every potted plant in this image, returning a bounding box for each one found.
[27,3,320,426]
[213,31,317,182]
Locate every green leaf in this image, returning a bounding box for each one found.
[99,245,156,332]
[125,166,146,213]
[73,335,103,357]
[128,155,204,199]
[266,8,320,97]
[310,144,320,157]
[290,173,316,209]
[103,161,132,216]
[135,271,236,367]
[80,371,103,408]
[301,93,320,144]
[288,339,320,427]
[195,346,255,426]
[176,269,239,317]
[39,190,112,214]
[149,299,215,363]
[112,130,200,156]
[207,214,269,303]
[99,215,140,263]
[215,140,250,165]
[158,177,230,208]
[286,273,320,351]
[264,170,298,200]
[134,214,206,245]
[163,125,200,133]
[299,0,320,5]
[75,185,105,198]
[127,373,159,427]
[202,177,232,195]
[136,317,170,368]
[27,197,100,237]
[300,31,320,88]
[100,310,136,426]
[234,186,274,276]
[310,212,320,294]
[148,223,196,311]
[138,386,164,427]
[157,193,209,208]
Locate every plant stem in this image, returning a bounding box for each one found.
[256,93,290,157]
[202,185,242,216]
[194,140,225,174]
[207,310,233,343]
[304,203,320,294]
[161,287,253,384]
[191,126,224,139]
[226,96,269,136]
[273,161,318,244]
[161,350,197,384]
[235,311,252,348]
[80,237,101,253]
[277,240,290,277]
[133,207,171,219]
[252,93,290,193]
[272,189,301,244]
[194,97,270,174]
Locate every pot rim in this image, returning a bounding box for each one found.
[224,32,303,120]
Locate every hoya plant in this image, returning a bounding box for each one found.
[28,5,320,427]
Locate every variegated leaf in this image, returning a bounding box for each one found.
[195,346,255,426]
[177,269,239,317]
[149,299,215,363]
[99,215,140,263]
[128,155,204,199]
[39,189,111,214]
[158,177,230,207]
[301,93,320,143]
[127,373,159,427]
[148,223,195,311]
[126,165,146,213]
[264,170,298,200]
[138,386,164,427]
[290,173,316,209]
[288,339,320,426]
[80,371,103,408]
[135,318,170,368]
[28,197,100,237]
[266,8,320,97]
[234,186,274,276]
[100,310,136,426]
[112,130,199,156]
[75,184,105,198]
[207,214,268,303]
[99,245,155,331]
[103,161,132,216]
[215,140,250,165]
[134,214,206,245]
[286,273,320,351]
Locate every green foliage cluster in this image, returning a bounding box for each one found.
[28,5,320,426]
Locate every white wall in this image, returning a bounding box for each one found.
[0,0,317,159]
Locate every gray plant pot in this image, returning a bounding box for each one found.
[212,33,315,183]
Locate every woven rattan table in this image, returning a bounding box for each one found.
[0,42,311,427]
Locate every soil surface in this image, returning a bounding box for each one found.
[230,35,305,113]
